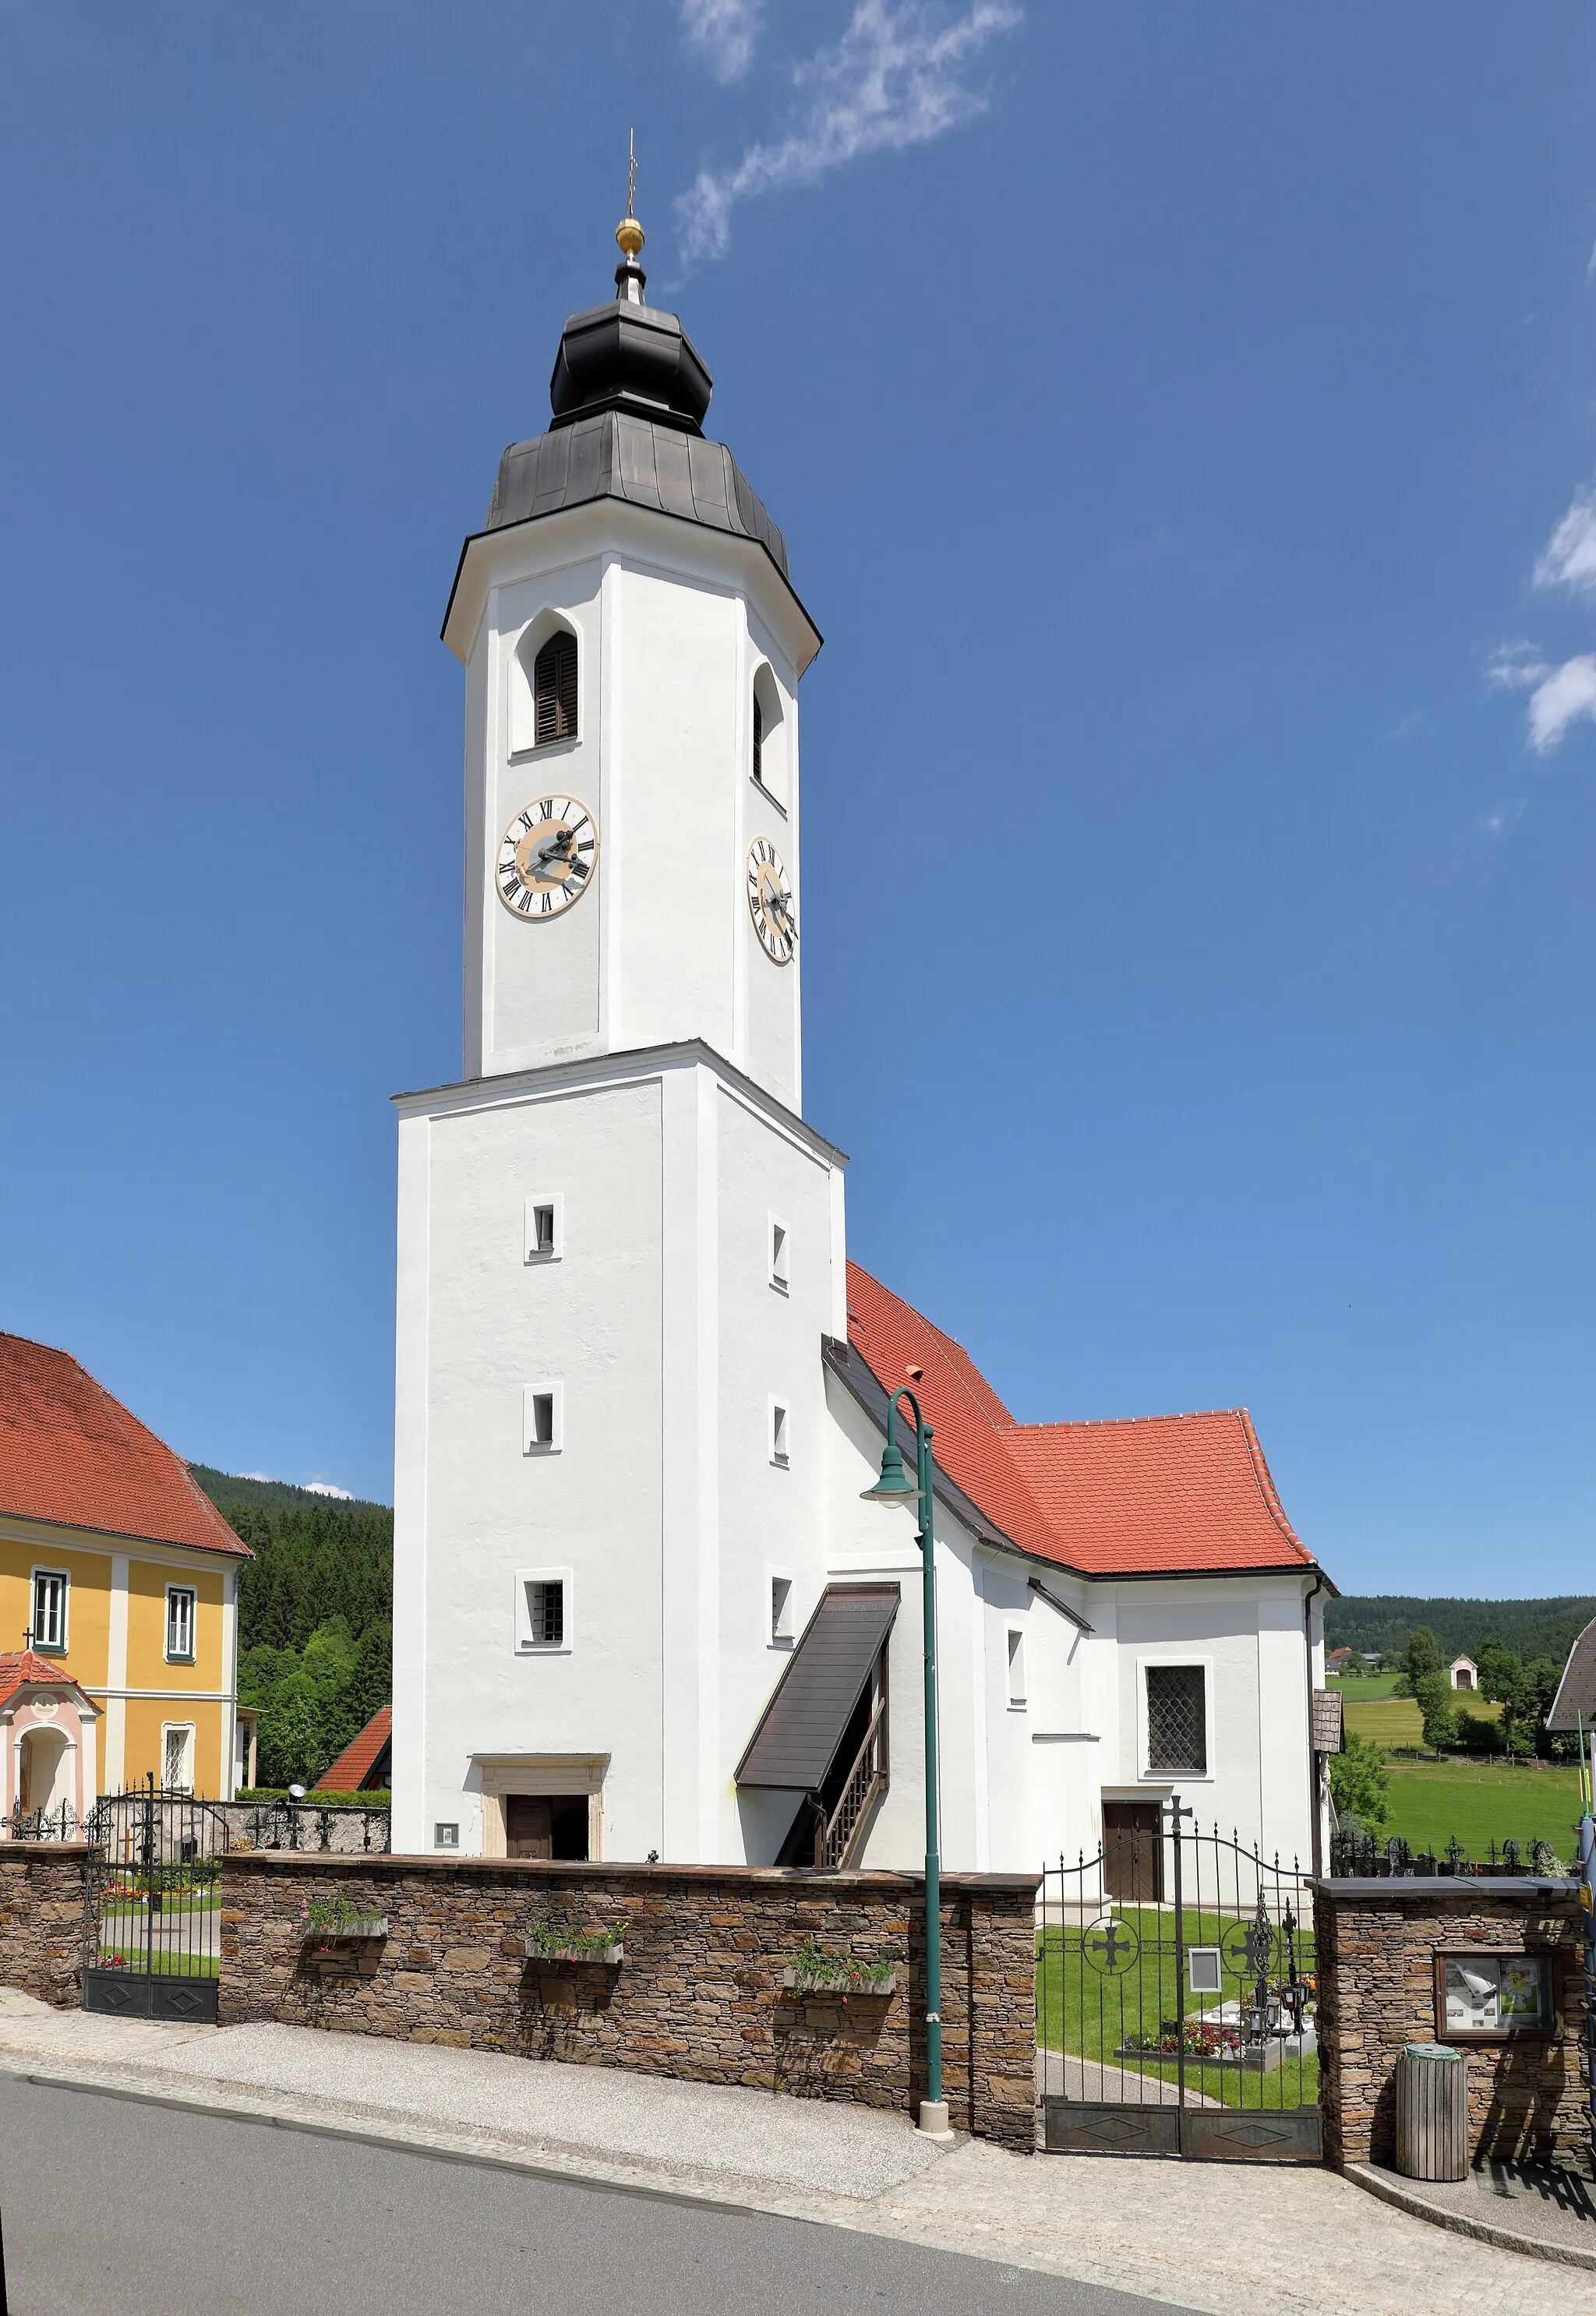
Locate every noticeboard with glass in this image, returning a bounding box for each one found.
[1433,1948,1555,2040]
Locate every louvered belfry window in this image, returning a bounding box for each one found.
[534,630,577,744]
[752,691,764,782]
[1146,1665,1206,1774]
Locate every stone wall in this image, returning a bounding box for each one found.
[0,1843,89,2005]
[1315,1877,1589,2169]
[213,1802,391,1856]
[220,1854,1040,2151]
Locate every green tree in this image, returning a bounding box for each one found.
[1396,1626,1454,1749]
[1329,1732,1391,1836]
[1478,1640,1531,1754]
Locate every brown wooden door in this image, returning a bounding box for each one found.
[1103,1802,1163,1901]
[505,1796,553,1859]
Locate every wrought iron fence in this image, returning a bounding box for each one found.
[1038,1803,1320,2161]
[218,1799,390,1855]
[1,1803,80,1841]
[1329,1827,1573,1878]
[81,1784,229,2022]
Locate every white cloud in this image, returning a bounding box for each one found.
[675,0,1022,265]
[680,0,765,82]
[303,1477,355,1499]
[1488,637,1596,752]
[1534,485,1596,597]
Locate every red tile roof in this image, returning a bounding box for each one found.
[0,1335,249,1559]
[844,1263,1315,1579]
[315,1704,391,1792]
[0,1651,98,1713]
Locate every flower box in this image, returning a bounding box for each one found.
[304,1915,389,1943]
[524,1938,624,1966]
[780,1965,896,1996]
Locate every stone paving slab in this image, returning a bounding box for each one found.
[1347,2158,1596,2268]
[2,1990,1594,2314]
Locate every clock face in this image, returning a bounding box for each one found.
[497,794,598,920]
[746,837,796,966]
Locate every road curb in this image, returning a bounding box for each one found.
[1342,2160,1596,2272]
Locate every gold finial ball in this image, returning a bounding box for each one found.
[616,215,645,259]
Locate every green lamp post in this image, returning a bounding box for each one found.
[861,1386,952,2138]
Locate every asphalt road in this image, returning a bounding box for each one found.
[0,2075,1199,2316]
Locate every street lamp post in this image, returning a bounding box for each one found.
[861,1386,952,2138]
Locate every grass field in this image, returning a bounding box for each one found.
[1335,1682,1502,1752]
[1383,1758,1584,1859]
[1327,1672,1404,1699]
[1036,1908,1319,2109]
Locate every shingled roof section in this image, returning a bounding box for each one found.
[0,1334,249,1560]
[315,1705,392,1793]
[843,1264,1315,1580]
[0,1651,98,1714]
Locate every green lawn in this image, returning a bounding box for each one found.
[1327,1671,1404,1699]
[1384,1758,1584,1861]
[1337,1685,1501,1752]
[92,1947,220,1979]
[1036,1908,1319,2110]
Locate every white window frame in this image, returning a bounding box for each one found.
[523,1382,564,1455]
[768,1214,789,1294]
[165,1583,197,1664]
[30,1567,69,1654]
[768,1568,796,1649]
[524,1192,564,1263]
[769,1397,790,1468]
[1136,1654,1215,1784]
[1005,1626,1027,1710]
[516,1566,573,1655]
[161,1721,196,1794]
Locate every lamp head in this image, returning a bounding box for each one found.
[861,1437,918,1504]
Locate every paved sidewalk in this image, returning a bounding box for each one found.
[1347,2156,1596,2268]
[2,1989,1592,2316]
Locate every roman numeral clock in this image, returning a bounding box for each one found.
[496,794,598,919]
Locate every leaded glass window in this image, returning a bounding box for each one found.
[1146,1665,1206,1773]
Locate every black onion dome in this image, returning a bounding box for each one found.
[549,259,712,436]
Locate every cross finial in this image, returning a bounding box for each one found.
[22,1625,33,1653]
[627,126,637,222]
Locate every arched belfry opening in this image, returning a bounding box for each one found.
[534,628,578,746]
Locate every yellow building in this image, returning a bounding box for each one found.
[0,1333,250,1818]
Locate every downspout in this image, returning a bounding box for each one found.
[1304,1571,1327,1876]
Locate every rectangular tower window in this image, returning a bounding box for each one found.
[161,1725,195,1792]
[30,1569,68,1653]
[524,1194,563,1262]
[770,1401,789,1467]
[166,1585,197,1663]
[1006,1628,1027,1708]
[517,1568,572,1653]
[771,1574,793,1645]
[769,1217,789,1291]
[523,1383,563,1453]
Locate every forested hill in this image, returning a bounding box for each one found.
[1326,1594,1596,1664]
[191,1464,393,1789]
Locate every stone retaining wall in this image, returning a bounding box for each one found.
[0,1844,89,2005]
[0,1843,1039,2152]
[220,1853,1039,2151]
[1315,1876,1588,2169]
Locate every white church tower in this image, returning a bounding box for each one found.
[390,199,847,1863]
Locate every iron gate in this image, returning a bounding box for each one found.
[82,1783,229,2022]
[1038,1800,1321,2162]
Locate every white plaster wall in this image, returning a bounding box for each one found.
[714,1083,841,1860]
[396,1074,666,1860]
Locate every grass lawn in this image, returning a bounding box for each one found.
[1327,1672,1404,1699]
[1340,1689,1502,1750]
[1384,1757,1584,1859]
[1036,1909,1319,2110]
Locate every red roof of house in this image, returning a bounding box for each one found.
[844,1262,1315,1579]
[315,1704,391,1792]
[0,1334,249,1559]
[0,1651,98,1713]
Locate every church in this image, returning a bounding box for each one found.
[389,199,1333,1879]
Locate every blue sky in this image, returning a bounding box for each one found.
[2,3,1594,1592]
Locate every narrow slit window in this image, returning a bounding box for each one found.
[752,691,764,783]
[529,1392,555,1446]
[166,1585,197,1662]
[534,630,578,745]
[1007,1629,1026,1707]
[771,1575,793,1644]
[769,1218,788,1290]
[525,1578,564,1647]
[532,1204,555,1252]
[770,1402,789,1467]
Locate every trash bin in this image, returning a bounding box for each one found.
[1395,2042,1468,2182]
